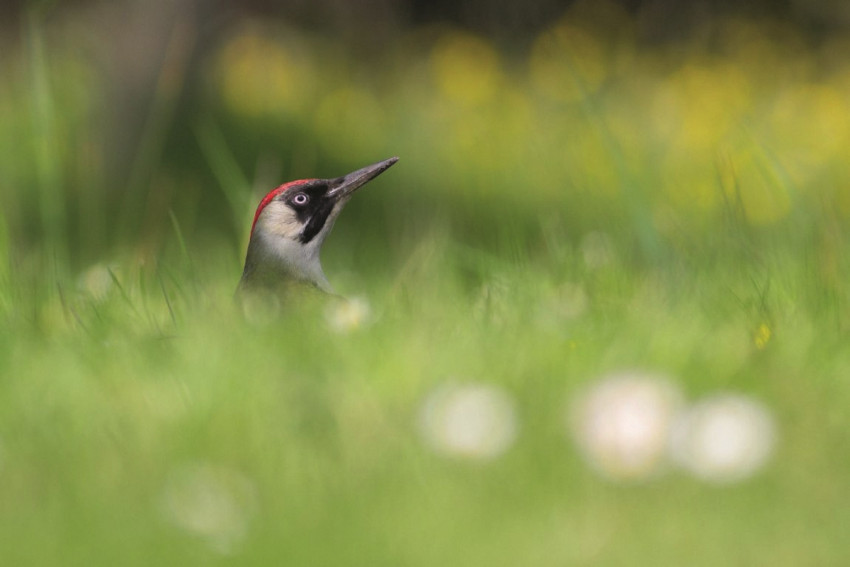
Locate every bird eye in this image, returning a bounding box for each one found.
[292,193,309,206]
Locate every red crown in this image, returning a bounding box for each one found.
[249,179,316,236]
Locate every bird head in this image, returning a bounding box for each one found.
[239,157,398,293]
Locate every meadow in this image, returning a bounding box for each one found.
[1,3,849,565]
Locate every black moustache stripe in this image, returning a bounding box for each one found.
[299,201,335,244]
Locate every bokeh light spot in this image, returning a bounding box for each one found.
[419,382,518,460]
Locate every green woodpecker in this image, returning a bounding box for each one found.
[237,157,398,295]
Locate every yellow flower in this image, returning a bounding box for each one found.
[430,31,501,105]
[754,323,771,349]
[214,26,316,118]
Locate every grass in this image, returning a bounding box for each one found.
[2,6,850,565]
[1,234,849,565]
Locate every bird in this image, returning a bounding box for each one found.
[237,157,398,297]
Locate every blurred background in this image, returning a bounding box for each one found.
[2,1,850,565]
[2,0,850,277]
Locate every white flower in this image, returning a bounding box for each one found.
[160,463,257,554]
[671,394,777,484]
[570,372,684,481]
[580,232,616,270]
[326,296,371,333]
[239,289,282,325]
[419,383,518,460]
[77,263,114,301]
[538,282,588,328]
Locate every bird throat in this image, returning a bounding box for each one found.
[238,203,344,296]
[240,234,332,292]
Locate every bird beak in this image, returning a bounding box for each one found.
[327,157,399,201]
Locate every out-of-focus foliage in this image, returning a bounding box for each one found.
[0,1,849,565]
[2,0,849,271]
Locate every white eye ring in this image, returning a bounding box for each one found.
[292,193,309,205]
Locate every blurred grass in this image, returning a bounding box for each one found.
[1,1,850,565]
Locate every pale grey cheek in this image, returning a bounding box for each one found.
[259,206,301,240]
